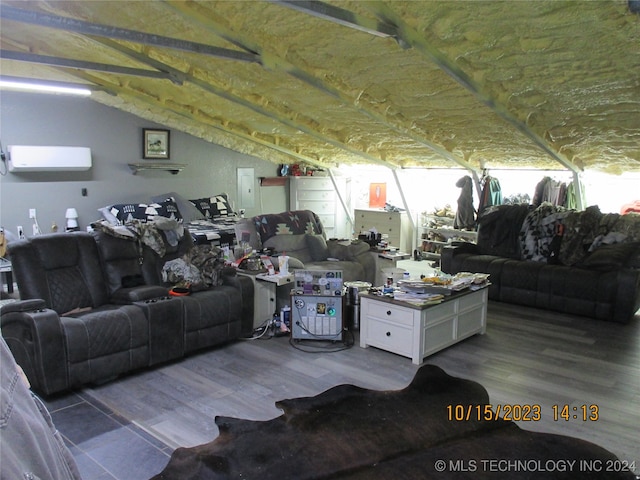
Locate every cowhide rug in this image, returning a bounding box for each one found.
[153,365,634,479]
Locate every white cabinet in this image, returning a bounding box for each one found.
[354,209,412,253]
[359,288,487,364]
[289,176,350,239]
[418,213,477,261]
[237,271,295,329]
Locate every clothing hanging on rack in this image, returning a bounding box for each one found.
[533,176,569,207]
[479,176,502,213]
[454,175,476,229]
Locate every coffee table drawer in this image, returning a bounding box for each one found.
[366,318,413,357]
[364,302,414,327]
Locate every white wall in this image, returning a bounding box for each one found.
[2,90,636,244]
[0,91,286,238]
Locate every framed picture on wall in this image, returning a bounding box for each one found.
[143,128,170,159]
[369,182,387,208]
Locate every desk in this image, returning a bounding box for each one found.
[237,270,294,329]
[0,258,13,294]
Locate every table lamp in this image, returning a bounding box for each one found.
[65,208,79,231]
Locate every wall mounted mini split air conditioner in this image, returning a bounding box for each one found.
[7,145,92,172]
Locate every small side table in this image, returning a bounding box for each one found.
[237,270,295,329]
[369,250,411,286]
[0,258,13,294]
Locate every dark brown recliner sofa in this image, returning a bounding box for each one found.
[441,204,640,323]
[2,231,253,396]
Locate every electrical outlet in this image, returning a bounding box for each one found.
[29,208,36,219]
[17,226,25,239]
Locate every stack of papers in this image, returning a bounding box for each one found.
[392,291,445,306]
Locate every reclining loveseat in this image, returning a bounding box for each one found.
[442,204,640,323]
[234,210,375,284]
[1,229,253,396]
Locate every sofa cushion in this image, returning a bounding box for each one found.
[253,210,323,245]
[189,194,234,218]
[475,204,531,259]
[578,242,640,271]
[234,218,262,250]
[263,235,312,263]
[327,240,370,260]
[306,234,329,261]
[103,199,183,225]
[285,256,305,269]
[151,192,204,223]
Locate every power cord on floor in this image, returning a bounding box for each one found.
[288,328,355,353]
[241,319,357,353]
[239,316,289,341]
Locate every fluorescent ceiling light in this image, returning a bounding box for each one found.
[0,79,91,96]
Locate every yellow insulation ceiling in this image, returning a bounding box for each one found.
[1,0,639,173]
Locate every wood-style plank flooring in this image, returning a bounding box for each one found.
[82,300,640,476]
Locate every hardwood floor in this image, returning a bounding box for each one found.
[81,300,640,476]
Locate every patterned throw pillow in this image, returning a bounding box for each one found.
[105,199,183,225]
[189,194,233,218]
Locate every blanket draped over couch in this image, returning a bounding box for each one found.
[442,204,640,323]
[235,210,375,284]
[153,365,634,480]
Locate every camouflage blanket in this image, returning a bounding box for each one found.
[92,217,184,257]
[162,244,224,290]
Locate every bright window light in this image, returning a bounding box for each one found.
[0,80,91,96]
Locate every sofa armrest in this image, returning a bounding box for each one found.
[326,240,376,284]
[0,298,46,314]
[0,302,69,396]
[327,239,370,260]
[611,269,640,323]
[110,285,170,303]
[441,242,479,273]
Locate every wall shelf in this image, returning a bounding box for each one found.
[128,163,186,175]
[259,176,288,186]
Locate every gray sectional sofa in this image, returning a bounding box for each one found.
[1,229,253,396]
[442,204,640,323]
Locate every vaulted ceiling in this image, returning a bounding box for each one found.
[1,1,639,175]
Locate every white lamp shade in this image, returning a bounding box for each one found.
[65,208,79,228]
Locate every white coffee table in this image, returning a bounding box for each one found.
[359,287,487,364]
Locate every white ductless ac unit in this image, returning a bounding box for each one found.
[8,145,92,172]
